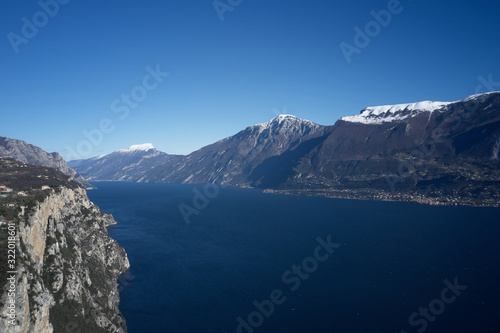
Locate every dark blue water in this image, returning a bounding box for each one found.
[88,182,500,333]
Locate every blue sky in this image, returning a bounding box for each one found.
[1,0,500,159]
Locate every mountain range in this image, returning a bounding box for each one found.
[71,91,500,206]
[68,143,177,181]
[1,92,497,332]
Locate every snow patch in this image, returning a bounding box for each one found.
[118,143,156,153]
[463,91,500,102]
[341,91,500,125]
[254,114,316,128]
[341,101,451,125]
[275,114,296,120]
[364,101,451,115]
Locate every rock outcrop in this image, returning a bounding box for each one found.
[0,185,129,332]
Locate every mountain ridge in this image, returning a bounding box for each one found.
[0,136,93,189]
[137,114,329,184]
[340,91,500,124]
[68,144,178,182]
[72,92,500,206]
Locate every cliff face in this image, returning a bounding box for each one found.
[0,186,129,332]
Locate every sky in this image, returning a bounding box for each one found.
[1,0,500,160]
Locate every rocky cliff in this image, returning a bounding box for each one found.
[0,136,92,189]
[0,163,129,332]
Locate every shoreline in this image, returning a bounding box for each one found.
[87,179,499,208]
[262,188,500,208]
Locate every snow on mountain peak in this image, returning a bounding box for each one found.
[118,143,156,153]
[340,91,500,125]
[254,114,316,128]
[274,114,297,120]
[341,101,451,125]
[462,91,500,102]
[365,101,450,114]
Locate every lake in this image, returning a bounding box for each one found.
[87,182,500,333]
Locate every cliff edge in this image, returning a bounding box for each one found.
[0,158,129,332]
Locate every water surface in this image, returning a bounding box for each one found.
[88,182,500,333]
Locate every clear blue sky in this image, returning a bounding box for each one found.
[1,0,500,160]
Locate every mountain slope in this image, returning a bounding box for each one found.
[276,92,500,205]
[142,92,500,206]
[69,143,177,181]
[0,136,92,189]
[69,92,500,206]
[138,115,328,185]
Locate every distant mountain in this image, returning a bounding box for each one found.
[69,143,178,181]
[71,92,500,206]
[0,136,92,189]
[138,115,329,185]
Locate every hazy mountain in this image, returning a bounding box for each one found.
[0,136,92,189]
[69,143,178,181]
[138,115,329,185]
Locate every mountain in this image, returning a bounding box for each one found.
[339,100,453,124]
[270,92,500,205]
[69,143,178,181]
[0,136,93,189]
[73,92,500,206]
[138,115,329,185]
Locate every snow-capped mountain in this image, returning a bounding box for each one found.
[234,114,326,159]
[341,101,451,124]
[69,144,178,181]
[138,114,328,184]
[143,92,500,205]
[117,143,156,153]
[285,91,500,203]
[253,114,319,130]
[340,92,500,124]
[71,92,500,206]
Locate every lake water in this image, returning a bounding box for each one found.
[87,182,500,333]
